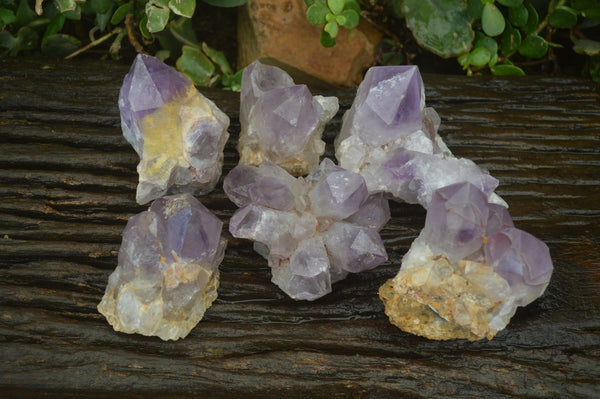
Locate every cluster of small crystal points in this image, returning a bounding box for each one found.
[335,66,505,209]
[224,158,389,300]
[119,54,230,205]
[237,61,339,176]
[98,193,226,341]
[379,182,553,340]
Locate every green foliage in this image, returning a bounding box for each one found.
[305,0,360,47]
[0,0,246,90]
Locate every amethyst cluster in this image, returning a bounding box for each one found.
[237,61,339,176]
[335,66,504,208]
[98,194,227,341]
[224,159,389,300]
[119,54,230,204]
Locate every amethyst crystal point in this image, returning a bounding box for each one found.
[224,158,389,300]
[98,193,226,340]
[380,182,553,341]
[119,54,230,204]
[335,65,502,208]
[238,60,339,176]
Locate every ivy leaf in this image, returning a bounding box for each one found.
[339,9,358,29]
[202,41,232,75]
[0,7,16,25]
[146,0,170,33]
[519,35,548,58]
[169,16,200,46]
[15,0,36,28]
[521,1,538,35]
[41,33,80,57]
[169,0,195,18]
[96,7,113,31]
[508,3,528,27]
[490,64,525,76]
[328,0,344,15]
[466,0,483,19]
[54,0,76,13]
[482,3,505,37]
[320,28,335,47]
[401,0,473,58]
[549,5,578,28]
[2,26,38,55]
[500,23,521,54]
[306,2,328,25]
[201,0,248,6]
[467,46,491,66]
[572,38,600,56]
[497,0,522,7]
[222,68,243,91]
[90,0,111,14]
[139,14,151,39]
[176,44,216,86]
[571,0,597,10]
[43,12,65,41]
[111,2,133,25]
[581,7,600,21]
[155,49,170,60]
[324,20,338,38]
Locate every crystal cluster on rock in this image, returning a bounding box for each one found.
[237,61,339,176]
[119,54,230,204]
[98,193,226,340]
[335,66,504,208]
[379,182,553,340]
[224,158,389,300]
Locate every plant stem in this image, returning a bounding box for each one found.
[65,28,123,60]
[125,14,146,54]
[533,0,566,36]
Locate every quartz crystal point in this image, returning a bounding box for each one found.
[224,158,389,300]
[98,193,226,340]
[335,65,504,208]
[379,182,553,341]
[119,54,230,204]
[237,61,339,176]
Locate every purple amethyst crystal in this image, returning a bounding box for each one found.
[380,181,553,341]
[237,61,339,176]
[224,158,389,300]
[119,54,230,204]
[98,193,226,340]
[335,65,501,209]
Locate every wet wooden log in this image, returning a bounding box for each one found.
[1,57,599,398]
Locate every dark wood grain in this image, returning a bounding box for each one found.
[1,58,599,398]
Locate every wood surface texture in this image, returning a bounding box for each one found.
[1,58,599,398]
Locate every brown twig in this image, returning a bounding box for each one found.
[125,14,147,54]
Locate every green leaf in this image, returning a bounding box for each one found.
[521,1,538,35]
[111,2,132,25]
[573,38,600,56]
[155,48,170,60]
[176,44,216,86]
[519,34,548,58]
[571,0,597,11]
[379,51,404,65]
[490,64,525,75]
[324,20,338,38]
[581,7,600,21]
[202,41,232,75]
[41,33,80,56]
[54,0,76,13]
[320,28,335,47]
[0,30,17,51]
[401,0,473,58]
[500,23,521,54]
[43,12,65,41]
[90,0,111,14]
[549,5,577,28]
[335,14,345,25]
[139,14,151,39]
[466,0,483,19]
[306,3,328,25]
[474,32,498,54]
[169,0,195,18]
[0,7,16,24]
[146,1,170,33]
[497,0,522,7]
[339,9,358,29]
[96,7,113,31]
[343,0,359,13]
[168,16,199,46]
[201,0,247,7]
[328,0,343,15]
[508,3,527,27]
[482,3,505,37]
[467,46,491,66]
[489,51,498,66]
[62,6,81,20]
[325,12,335,22]
[15,0,36,28]
[222,68,243,91]
[7,26,38,55]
